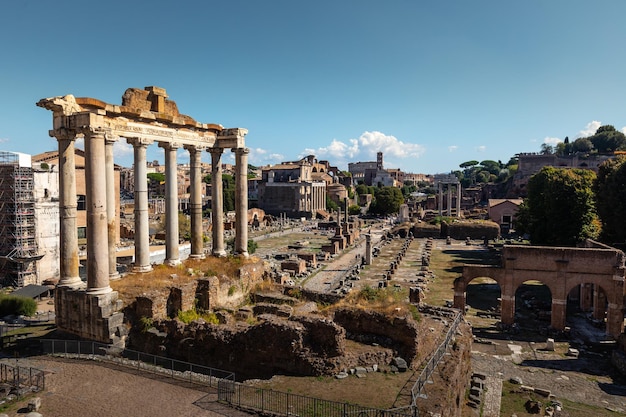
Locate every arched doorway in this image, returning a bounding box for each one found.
[515,280,552,330]
[465,276,502,324]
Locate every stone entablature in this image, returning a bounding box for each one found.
[455,244,626,338]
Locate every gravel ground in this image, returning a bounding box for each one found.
[0,356,254,417]
[470,333,626,414]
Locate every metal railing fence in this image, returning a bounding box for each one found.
[40,339,234,388]
[410,309,463,412]
[218,379,414,417]
[0,362,45,394]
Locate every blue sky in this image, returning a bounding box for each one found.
[2,1,626,174]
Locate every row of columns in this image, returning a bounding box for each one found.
[437,182,461,217]
[52,127,249,295]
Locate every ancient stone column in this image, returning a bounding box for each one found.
[233,148,249,257]
[438,182,443,216]
[84,127,112,294]
[54,129,82,287]
[456,183,461,217]
[160,142,181,265]
[580,283,593,311]
[186,145,206,259]
[447,184,452,217]
[365,234,372,265]
[592,288,606,320]
[105,134,120,281]
[607,302,624,338]
[209,148,226,257]
[550,298,567,331]
[129,138,153,272]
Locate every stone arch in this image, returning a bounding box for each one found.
[514,279,553,325]
[465,276,501,317]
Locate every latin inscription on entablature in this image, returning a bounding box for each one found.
[105,120,216,145]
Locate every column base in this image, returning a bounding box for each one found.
[132,264,153,273]
[234,251,249,258]
[109,272,121,281]
[165,258,182,266]
[189,254,206,260]
[58,277,85,289]
[211,250,227,258]
[86,285,113,295]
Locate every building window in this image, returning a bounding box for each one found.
[77,195,86,211]
[77,227,87,239]
[502,215,512,225]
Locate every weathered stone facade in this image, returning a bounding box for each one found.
[456,243,626,338]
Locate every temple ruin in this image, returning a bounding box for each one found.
[37,86,249,344]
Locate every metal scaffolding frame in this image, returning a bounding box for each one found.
[0,151,41,287]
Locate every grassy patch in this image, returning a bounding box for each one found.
[500,381,622,417]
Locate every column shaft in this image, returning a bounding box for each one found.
[130,138,152,272]
[160,142,181,265]
[234,148,249,256]
[456,183,461,217]
[438,183,443,216]
[84,128,111,294]
[56,135,81,287]
[105,136,120,280]
[187,145,206,259]
[210,149,226,256]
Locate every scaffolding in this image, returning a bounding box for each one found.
[0,151,41,287]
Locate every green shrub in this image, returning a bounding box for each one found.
[139,316,154,333]
[0,295,37,317]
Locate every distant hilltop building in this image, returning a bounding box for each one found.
[348,151,396,187]
[511,152,613,197]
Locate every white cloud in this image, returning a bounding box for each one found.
[294,131,425,170]
[543,137,561,146]
[448,145,458,152]
[476,145,486,152]
[247,147,283,166]
[113,141,133,159]
[578,120,601,138]
[0,138,8,143]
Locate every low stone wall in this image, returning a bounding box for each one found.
[332,308,419,365]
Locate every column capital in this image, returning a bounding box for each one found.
[49,127,79,141]
[104,131,119,145]
[127,137,154,147]
[208,147,224,156]
[81,126,109,139]
[232,147,250,155]
[184,144,207,153]
[159,141,182,150]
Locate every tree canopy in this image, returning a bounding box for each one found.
[594,156,626,243]
[368,186,404,216]
[514,167,599,246]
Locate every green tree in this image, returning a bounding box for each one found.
[147,172,165,182]
[348,204,362,215]
[589,125,626,153]
[514,167,599,246]
[368,186,404,216]
[594,156,626,243]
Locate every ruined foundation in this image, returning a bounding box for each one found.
[54,286,126,346]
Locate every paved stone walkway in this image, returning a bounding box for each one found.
[482,376,502,417]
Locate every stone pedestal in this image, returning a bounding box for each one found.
[55,286,126,346]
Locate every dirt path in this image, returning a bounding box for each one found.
[1,356,253,417]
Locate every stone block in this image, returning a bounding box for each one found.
[546,338,555,351]
[27,397,41,411]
